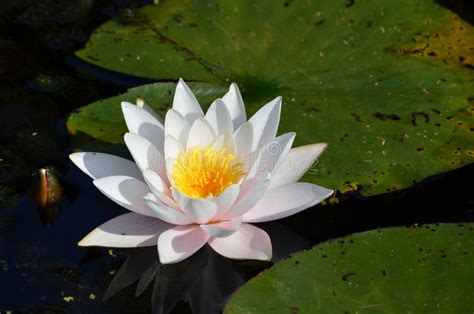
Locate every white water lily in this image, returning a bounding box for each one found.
[70,79,333,264]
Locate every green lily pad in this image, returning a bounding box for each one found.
[225,223,474,313]
[71,0,474,196]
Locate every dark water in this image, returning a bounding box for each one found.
[0,0,473,313]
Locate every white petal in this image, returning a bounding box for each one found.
[78,212,170,247]
[158,225,210,264]
[186,118,216,149]
[135,98,164,124]
[200,218,242,238]
[222,83,247,129]
[69,152,142,180]
[124,133,166,179]
[93,176,155,217]
[144,193,193,225]
[208,223,272,261]
[259,132,295,174]
[164,109,190,140]
[164,135,184,160]
[142,169,176,208]
[213,132,237,155]
[233,122,253,156]
[248,96,281,150]
[226,172,271,219]
[172,78,204,122]
[178,191,218,224]
[243,183,333,223]
[269,143,327,189]
[121,102,165,151]
[165,158,176,184]
[211,184,240,219]
[205,99,233,135]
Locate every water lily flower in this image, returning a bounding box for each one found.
[70,79,333,264]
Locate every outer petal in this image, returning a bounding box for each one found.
[158,225,210,264]
[121,102,165,151]
[200,217,242,238]
[93,176,155,217]
[226,172,271,219]
[164,109,190,140]
[248,96,281,150]
[172,78,204,122]
[186,118,216,149]
[124,133,166,180]
[208,223,272,261]
[136,98,164,124]
[269,143,327,189]
[243,183,333,223]
[78,212,170,247]
[258,132,295,175]
[205,99,233,136]
[177,191,218,224]
[233,122,253,156]
[222,83,246,129]
[144,193,193,225]
[69,152,142,180]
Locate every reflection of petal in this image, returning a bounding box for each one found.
[103,247,158,300]
[243,183,333,223]
[69,152,142,180]
[158,225,210,264]
[208,223,272,261]
[259,222,311,263]
[78,212,170,247]
[93,176,155,217]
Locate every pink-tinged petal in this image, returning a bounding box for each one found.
[243,183,333,223]
[222,83,246,129]
[177,191,218,224]
[172,78,204,122]
[248,97,281,150]
[233,122,253,156]
[205,99,233,135]
[158,225,210,264]
[212,184,240,219]
[164,109,190,140]
[213,132,237,155]
[78,212,170,247]
[269,143,327,189]
[208,223,272,261]
[258,132,295,174]
[186,118,216,150]
[69,152,142,180]
[136,98,164,124]
[121,102,164,151]
[124,133,166,179]
[93,175,155,217]
[142,169,176,208]
[164,135,184,160]
[200,217,242,238]
[144,193,192,225]
[226,172,271,219]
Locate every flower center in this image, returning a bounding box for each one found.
[172,146,245,199]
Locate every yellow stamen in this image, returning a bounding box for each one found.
[172,146,245,198]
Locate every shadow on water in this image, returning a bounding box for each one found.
[0,0,473,313]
